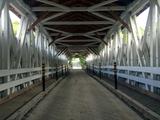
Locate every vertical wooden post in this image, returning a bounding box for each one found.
[64,65,66,76]
[114,62,118,89]
[92,64,94,74]
[62,64,63,77]
[99,63,101,79]
[42,63,45,91]
[56,64,58,80]
[65,65,67,76]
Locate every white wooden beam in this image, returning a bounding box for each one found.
[88,0,118,10]
[35,0,70,10]
[0,0,5,15]
[41,12,67,23]
[50,32,107,36]
[43,21,113,25]
[90,12,116,23]
[93,6,126,11]
[84,41,100,46]
[86,26,112,34]
[57,39,98,42]
[54,35,73,42]
[32,6,126,12]
[45,27,70,34]
[84,35,102,42]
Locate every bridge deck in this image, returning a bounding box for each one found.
[23,70,142,120]
[100,75,160,115]
[0,79,55,120]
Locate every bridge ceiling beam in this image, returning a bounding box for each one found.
[43,21,113,25]
[35,0,70,10]
[87,0,119,10]
[87,48,98,55]
[58,39,98,42]
[86,26,112,34]
[25,0,135,56]
[45,27,70,34]
[90,12,116,23]
[32,6,126,12]
[50,32,107,37]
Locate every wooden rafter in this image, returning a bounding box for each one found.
[24,0,133,56]
[109,11,131,32]
[28,12,50,31]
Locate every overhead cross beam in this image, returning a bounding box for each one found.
[91,47,99,55]
[41,12,67,23]
[55,47,67,56]
[85,34,108,46]
[85,0,131,32]
[32,6,126,12]
[84,41,100,46]
[43,21,113,25]
[28,12,50,31]
[45,27,70,34]
[87,0,118,10]
[95,33,108,45]
[87,48,97,55]
[86,26,112,34]
[57,45,99,48]
[89,48,99,55]
[48,26,111,46]
[90,12,116,23]
[59,39,98,42]
[28,12,69,31]
[50,32,107,37]
[49,35,73,46]
[60,48,68,56]
[55,34,103,42]
[35,0,70,10]
[109,11,131,32]
[32,0,129,53]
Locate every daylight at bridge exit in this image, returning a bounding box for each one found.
[0,0,160,120]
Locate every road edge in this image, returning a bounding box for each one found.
[5,76,67,120]
[88,73,160,120]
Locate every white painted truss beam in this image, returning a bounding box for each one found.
[50,32,107,36]
[32,6,126,12]
[41,12,67,23]
[0,0,5,14]
[43,21,113,25]
[35,0,70,10]
[86,26,112,34]
[90,12,116,23]
[58,39,98,42]
[45,27,70,34]
[87,0,118,10]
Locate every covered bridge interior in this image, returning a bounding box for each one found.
[0,0,160,120]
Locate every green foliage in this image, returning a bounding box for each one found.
[78,54,86,68]
[139,27,145,37]
[12,21,20,35]
[70,53,86,68]
[122,29,128,44]
[68,56,72,66]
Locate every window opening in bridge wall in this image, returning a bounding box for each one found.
[136,7,150,40]
[86,54,93,62]
[1,9,5,31]
[121,28,128,44]
[9,10,20,37]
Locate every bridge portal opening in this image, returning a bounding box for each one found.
[71,58,82,69]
